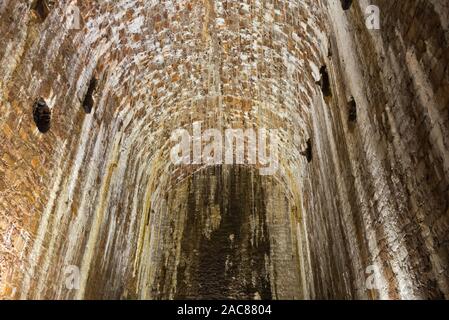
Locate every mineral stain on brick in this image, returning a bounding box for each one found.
[348,96,357,123]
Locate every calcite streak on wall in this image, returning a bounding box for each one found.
[305,0,449,299]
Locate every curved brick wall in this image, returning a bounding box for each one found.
[0,0,448,299]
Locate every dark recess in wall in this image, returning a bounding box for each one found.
[31,0,50,21]
[300,138,313,163]
[32,97,51,133]
[82,77,98,114]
